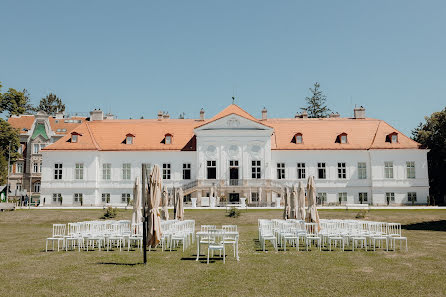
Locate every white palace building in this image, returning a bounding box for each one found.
[40,104,429,207]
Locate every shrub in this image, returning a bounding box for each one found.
[227,207,240,218]
[101,206,118,219]
[355,209,368,219]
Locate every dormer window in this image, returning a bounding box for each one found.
[336,133,348,144]
[165,134,172,144]
[71,132,82,143]
[125,133,135,144]
[292,133,303,144]
[386,132,398,143]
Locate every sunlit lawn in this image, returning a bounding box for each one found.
[0,209,445,296]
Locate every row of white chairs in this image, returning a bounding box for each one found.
[198,225,239,264]
[258,219,407,252]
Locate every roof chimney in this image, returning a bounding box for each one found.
[55,111,64,119]
[89,109,103,121]
[261,107,267,120]
[200,108,205,121]
[301,110,308,119]
[157,111,163,121]
[354,106,365,119]
[329,112,340,118]
[163,112,170,119]
[104,113,115,120]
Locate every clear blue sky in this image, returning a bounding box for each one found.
[1,0,445,135]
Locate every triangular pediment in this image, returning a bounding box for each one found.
[195,113,272,131]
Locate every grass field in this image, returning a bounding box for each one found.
[0,209,445,297]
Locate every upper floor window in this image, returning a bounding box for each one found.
[386,132,398,143]
[17,145,23,154]
[292,133,303,144]
[162,163,171,179]
[406,161,415,179]
[297,163,306,179]
[358,162,367,179]
[277,163,285,179]
[75,163,84,180]
[318,162,326,179]
[337,162,346,179]
[164,134,172,145]
[16,162,23,174]
[102,163,111,180]
[33,162,39,173]
[71,132,81,143]
[207,161,216,179]
[183,163,191,180]
[122,163,131,180]
[54,163,62,180]
[252,160,261,179]
[33,144,39,154]
[336,133,348,144]
[126,134,134,144]
[384,162,394,179]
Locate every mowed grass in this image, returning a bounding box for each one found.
[0,209,445,297]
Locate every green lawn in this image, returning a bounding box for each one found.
[0,209,445,297]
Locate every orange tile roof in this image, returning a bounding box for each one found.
[8,115,35,134]
[7,115,85,135]
[43,105,421,151]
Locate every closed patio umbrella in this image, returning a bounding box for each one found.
[291,184,298,219]
[283,187,291,219]
[258,187,262,206]
[176,188,184,221]
[307,176,320,228]
[131,177,142,226]
[297,181,306,221]
[147,165,162,248]
[161,185,169,220]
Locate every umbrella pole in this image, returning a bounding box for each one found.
[142,164,148,265]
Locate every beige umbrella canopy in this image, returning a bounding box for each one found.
[161,185,169,221]
[297,181,306,221]
[131,177,142,226]
[258,187,262,206]
[283,187,291,219]
[175,188,184,221]
[306,176,320,227]
[290,184,298,219]
[147,165,162,248]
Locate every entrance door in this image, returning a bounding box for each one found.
[229,193,240,203]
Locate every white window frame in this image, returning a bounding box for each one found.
[384,162,394,179]
[75,163,84,180]
[33,182,41,193]
[121,193,131,203]
[359,192,368,203]
[317,162,326,179]
[74,193,82,203]
[102,193,110,203]
[33,162,39,173]
[54,163,63,180]
[122,163,131,180]
[277,163,285,180]
[53,193,62,203]
[386,192,395,203]
[251,160,261,179]
[162,163,171,180]
[206,161,217,180]
[102,163,111,180]
[408,192,417,202]
[126,136,133,144]
[183,163,191,180]
[357,162,367,179]
[406,161,415,179]
[33,144,40,154]
[16,162,23,174]
[338,192,347,203]
[337,162,346,179]
[297,163,306,179]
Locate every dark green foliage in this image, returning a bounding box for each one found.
[0,83,34,115]
[101,206,118,219]
[412,107,446,205]
[301,82,331,118]
[34,93,65,115]
[227,207,240,218]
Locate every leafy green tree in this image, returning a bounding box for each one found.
[35,93,65,115]
[301,82,331,118]
[0,119,20,184]
[412,107,446,205]
[0,83,34,115]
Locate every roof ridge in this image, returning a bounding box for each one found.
[369,121,381,149]
[85,122,101,150]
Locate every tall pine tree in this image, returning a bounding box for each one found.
[35,93,65,115]
[301,82,331,118]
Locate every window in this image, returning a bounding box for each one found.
[102,163,111,180]
[54,163,62,180]
[277,163,285,179]
[165,134,172,144]
[391,134,398,143]
[318,163,326,179]
[33,144,39,154]
[122,193,131,204]
[317,193,327,205]
[183,163,191,180]
[39,161,42,173]
[16,162,23,174]
[338,192,347,203]
[71,134,78,143]
[341,135,347,144]
[251,161,261,179]
[406,161,415,179]
[75,163,84,180]
[74,193,82,203]
[336,133,348,144]
[39,144,46,151]
[53,193,62,203]
[33,162,39,173]
[297,163,306,179]
[359,192,368,203]
[251,192,259,202]
[384,162,393,179]
[126,134,134,144]
[34,182,41,193]
[207,161,216,179]
[358,162,367,179]
[17,145,23,154]
[16,183,22,191]
[292,133,303,144]
[337,162,346,179]
[386,192,395,204]
[162,163,171,180]
[408,192,417,202]
[122,163,131,180]
[102,193,110,204]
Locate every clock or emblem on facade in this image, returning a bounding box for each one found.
[206,145,217,157]
[228,145,239,157]
[251,145,261,155]
[226,117,240,128]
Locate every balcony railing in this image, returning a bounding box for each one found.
[228,179,241,186]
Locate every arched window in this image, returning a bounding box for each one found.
[336,133,348,144]
[386,132,398,143]
[291,133,303,144]
[33,181,41,193]
[125,133,135,144]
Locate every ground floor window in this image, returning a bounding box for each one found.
[386,192,395,204]
[184,194,191,203]
[53,193,62,203]
[33,182,41,193]
[338,192,347,204]
[102,193,111,204]
[359,192,368,203]
[317,193,327,205]
[74,193,83,204]
[408,192,417,203]
[122,193,131,204]
[251,192,259,202]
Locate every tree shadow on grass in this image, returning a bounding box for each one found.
[96,262,140,266]
[402,220,446,232]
